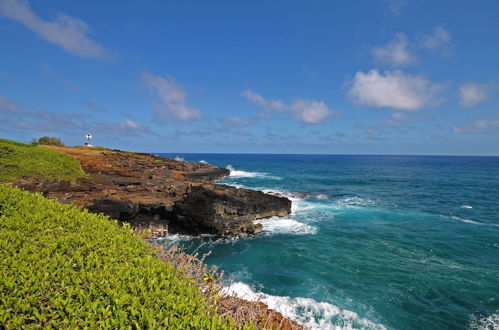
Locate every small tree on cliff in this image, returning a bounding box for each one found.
[32,136,65,146]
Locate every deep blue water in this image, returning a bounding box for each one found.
[158,153,499,329]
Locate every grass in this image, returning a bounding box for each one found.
[0,185,241,328]
[0,138,84,183]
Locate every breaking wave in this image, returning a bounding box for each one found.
[227,165,266,178]
[255,217,317,235]
[223,282,386,330]
[332,197,376,209]
[469,312,499,329]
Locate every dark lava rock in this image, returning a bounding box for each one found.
[171,184,291,236]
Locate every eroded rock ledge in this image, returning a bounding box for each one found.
[15,146,291,237]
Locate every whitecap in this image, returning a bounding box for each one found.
[227,165,265,178]
[223,282,386,330]
[316,194,329,200]
[255,217,317,235]
[332,197,376,209]
[460,205,473,209]
[450,216,483,225]
[469,312,499,330]
[174,156,185,162]
[199,160,208,164]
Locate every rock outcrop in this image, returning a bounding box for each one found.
[14,146,291,237]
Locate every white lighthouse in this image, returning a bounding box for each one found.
[85,134,93,147]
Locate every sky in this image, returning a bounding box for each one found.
[0,0,498,155]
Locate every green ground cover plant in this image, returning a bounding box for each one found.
[0,138,84,183]
[0,185,240,328]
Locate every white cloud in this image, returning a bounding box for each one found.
[421,26,452,54]
[371,33,415,66]
[453,119,499,134]
[0,96,21,113]
[384,0,408,15]
[384,112,412,126]
[240,90,286,111]
[241,90,336,124]
[289,99,334,124]
[142,72,202,122]
[347,69,443,111]
[459,82,490,108]
[220,116,255,127]
[0,0,107,59]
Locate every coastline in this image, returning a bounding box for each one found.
[2,140,302,329]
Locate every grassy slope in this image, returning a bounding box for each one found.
[0,138,84,183]
[0,185,240,328]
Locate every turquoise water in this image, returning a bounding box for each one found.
[158,154,499,329]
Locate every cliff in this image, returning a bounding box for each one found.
[14,146,291,237]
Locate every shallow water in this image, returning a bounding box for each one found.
[158,154,499,329]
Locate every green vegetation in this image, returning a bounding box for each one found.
[0,186,238,328]
[31,136,65,146]
[0,138,83,182]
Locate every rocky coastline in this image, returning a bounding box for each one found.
[14,146,292,238]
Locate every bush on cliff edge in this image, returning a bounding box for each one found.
[0,138,83,183]
[0,185,240,328]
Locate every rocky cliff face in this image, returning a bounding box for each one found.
[15,147,291,237]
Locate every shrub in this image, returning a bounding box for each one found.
[32,136,65,146]
[0,186,241,328]
[0,138,83,182]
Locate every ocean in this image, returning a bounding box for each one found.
[157,153,499,329]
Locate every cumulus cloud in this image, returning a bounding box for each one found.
[240,90,286,111]
[459,82,490,108]
[241,90,337,124]
[371,33,415,66]
[0,0,107,59]
[0,96,21,114]
[347,69,443,111]
[142,72,202,122]
[453,119,499,134]
[421,26,452,54]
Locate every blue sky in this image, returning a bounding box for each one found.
[1,0,498,155]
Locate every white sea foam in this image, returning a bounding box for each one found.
[155,233,194,243]
[223,282,386,330]
[450,216,483,225]
[469,312,499,329]
[255,217,317,235]
[263,190,308,213]
[333,197,376,209]
[460,205,473,209]
[199,160,208,164]
[227,165,265,178]
[174,156,185,162]
[316,194,329,200]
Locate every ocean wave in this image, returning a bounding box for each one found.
[460,205,473,209]
[469,312,499,329]
[262,190,308,213]
[332,197,376,209]
[255,217,317,235]
[199,160,208,164]
[316,194,329,200]
[223,282,386,330]
[450,216,483,225]
[226,165,282,180]
[174,156,184,162]
[226,165,266,178]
